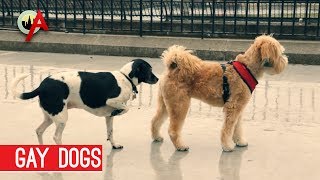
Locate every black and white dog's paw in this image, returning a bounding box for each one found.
[112,144,124,149]
[111,109,124,117]
[111,107,129,117]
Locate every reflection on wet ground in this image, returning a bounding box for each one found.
[219,147,247,180]
[0,51,320,180]
[149,143,188,180]
[1,64,319,125]
[38,173,63,180]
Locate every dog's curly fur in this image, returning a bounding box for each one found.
[151,35,288,152]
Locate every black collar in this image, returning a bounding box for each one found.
[120,72,138,94]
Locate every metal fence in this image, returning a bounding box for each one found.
[0,0,319,39]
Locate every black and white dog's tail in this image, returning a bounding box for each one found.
[11,74,39,100]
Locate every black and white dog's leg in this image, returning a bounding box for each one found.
[53,122,66,145]
[106,100,129,116]
[105,116,123,149]
[51,108,68,145]
[36,112,53,144]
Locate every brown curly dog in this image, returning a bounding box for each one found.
[151,35,288,152]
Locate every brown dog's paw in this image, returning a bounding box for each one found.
[222,142,235,152]
[236,140,248,147]
[153,136,164,142]
[233,137,248,147]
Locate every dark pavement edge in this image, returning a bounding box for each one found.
[0,30,319,65]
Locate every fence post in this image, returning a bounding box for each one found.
[201,0,204,39]
[191,0,194,32]
[92,0,95,30]
[82,0,86,34]
[28,0,30,9]
[73,0,76,28]
[211,0,215,34]
[292,0,297,36]
[160,0,163,32]
[151,0,153,32]
[304,0,309,36]
[111,0,114,31]
[280,0,284,36]
[19,0,22,13]
[64,0,67,31]
[101,0,104,29]
[170,0,173,32]
[268,0,272,34]
[245,0,249,34]
[130,0,133,30]
[223,0,226,33]
[44,0,49,22]
[317,1,320,37]
[1,0,4,26]
[180,0,183,33]
[256,0,260,34]
[139,0,143,37]
[10,0,13,26]
[234,0,238,34]
[55,0,58,30]
[120,0,123,30]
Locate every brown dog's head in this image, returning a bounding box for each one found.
[252,35,288,75]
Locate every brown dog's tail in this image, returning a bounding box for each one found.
[161,45,202,77]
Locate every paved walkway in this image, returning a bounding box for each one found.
[0,51,319,180]
[0,30,319,65]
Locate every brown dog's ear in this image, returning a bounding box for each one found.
[260,42,278,63]
[260,41,288,74]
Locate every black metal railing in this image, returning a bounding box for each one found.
[0,0,319,39]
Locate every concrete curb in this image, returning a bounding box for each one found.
[0,30,319,65]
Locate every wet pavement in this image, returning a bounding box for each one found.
[0,50,319,180]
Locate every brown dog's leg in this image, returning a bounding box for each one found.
[167,97,191,151]
[221,106,242,152]
[233,114,248,147]
[151,92,168,142]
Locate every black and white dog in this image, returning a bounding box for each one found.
[11,59,158,149]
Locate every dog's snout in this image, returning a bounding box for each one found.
[151,75,159,84]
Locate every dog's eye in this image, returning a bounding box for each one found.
[264,61,273,67]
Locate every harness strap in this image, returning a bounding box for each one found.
[231,61,258,93]
[221,64,230,103]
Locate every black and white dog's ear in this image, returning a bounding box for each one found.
[129,65,139,78]
[135,66,140,72]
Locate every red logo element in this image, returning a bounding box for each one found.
[25,10,48,42]
[0,145,102,171]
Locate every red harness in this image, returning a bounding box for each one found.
[231,61,258,93]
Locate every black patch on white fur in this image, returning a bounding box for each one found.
[78,72,121,109]
[129,59,158,84]
[38,78,70,116]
